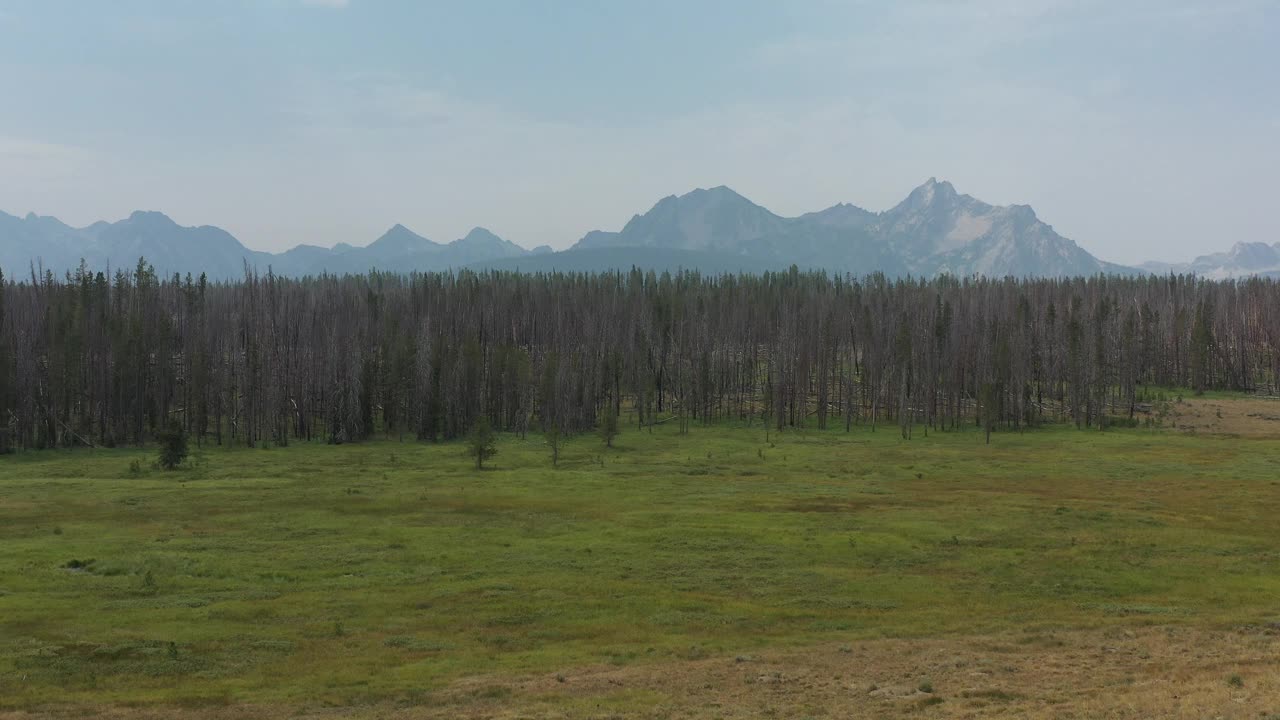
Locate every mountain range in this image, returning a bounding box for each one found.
[1138,242,1280,279]
[554,179,1126,277]
[0,209,548,280]
[1,179,1257,280]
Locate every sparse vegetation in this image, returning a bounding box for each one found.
[0,412,1274,712]
[2,402,1280,716]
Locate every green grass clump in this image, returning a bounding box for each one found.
[1,420,1279,709]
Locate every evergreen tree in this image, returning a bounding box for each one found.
[0,267,1273,452]
[156,421,189,469]
[467,417,497,470]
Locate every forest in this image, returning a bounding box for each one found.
[0,260,1272,452]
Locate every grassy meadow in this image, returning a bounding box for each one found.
[2,410,1280,715]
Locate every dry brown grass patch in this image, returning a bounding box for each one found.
[1165,396,1280,438]
[9,625,1279,719]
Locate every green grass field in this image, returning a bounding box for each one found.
[2,417,1280,713]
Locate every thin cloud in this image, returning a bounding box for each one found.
[1,1,1274,264]
[0,136,83,162]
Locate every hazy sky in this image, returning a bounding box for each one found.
[1,0,1276,263]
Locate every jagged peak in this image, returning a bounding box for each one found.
[914,176,956,197]
[891,177,961,213]
[0,182,1119,278]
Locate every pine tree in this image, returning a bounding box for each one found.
[156,421,188,469]
[467,417,497,470]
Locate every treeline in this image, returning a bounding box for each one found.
[0,260,1274,452]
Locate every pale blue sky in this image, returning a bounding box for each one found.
[1,0,1276,262]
